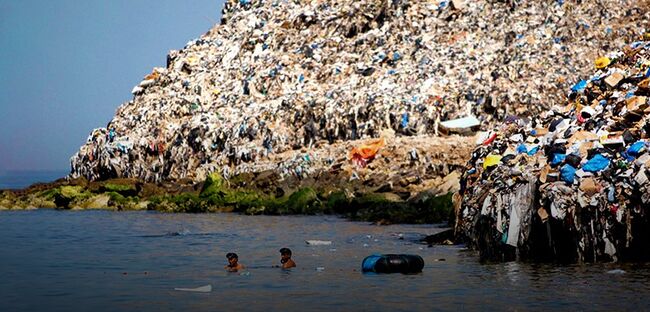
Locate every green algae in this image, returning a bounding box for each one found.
[4,172,455,224]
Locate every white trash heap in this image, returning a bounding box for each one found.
[70,0,648,182]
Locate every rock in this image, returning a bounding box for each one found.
[84,194,110,209]
[53,186,88,209]
[436,171,461,195]
[421,229,455,245]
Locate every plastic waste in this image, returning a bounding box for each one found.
[627,141,646,157]
[551,154,566,166]
[595,57,611,69]
[306,240,332,246]
[583,154,610,172]
[174,285,212,292]
[483,154,502,169]
[439,116,481,135]
[560,164,576,184]
[349,138,385,166]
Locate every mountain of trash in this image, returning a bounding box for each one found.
[70,0,649,183]
[456,38,650,262]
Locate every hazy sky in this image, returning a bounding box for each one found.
[0,0,224,171]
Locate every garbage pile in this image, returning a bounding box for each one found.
[70,0,649,183]
[457,38,650,262]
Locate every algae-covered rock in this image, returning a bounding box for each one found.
[52,186,92,209]
[101,179,139,197]
[25,193,56,209]
[325,191,350,214]
[83,194,111,209]
[336,192,454,224]
[282,188,321,214]
[136,183,162,198]
[200,172,226,199]
[0,191,14,209]
[148,194,209,213]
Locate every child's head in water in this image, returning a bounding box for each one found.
[226,252,238,265]
[279,248,296,268]
[225,252,244,271]
[279,248,291,263]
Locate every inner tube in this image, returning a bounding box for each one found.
[362,254,424,274]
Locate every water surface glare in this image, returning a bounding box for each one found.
[1,210,649,311]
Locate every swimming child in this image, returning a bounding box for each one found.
[225,252,245,272]
[279,248,296,269]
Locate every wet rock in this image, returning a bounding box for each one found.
[53,186,90,209]
[421,229,455,245]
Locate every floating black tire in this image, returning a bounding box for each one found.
[362,254,424,274]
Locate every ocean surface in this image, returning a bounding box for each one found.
[2,172,650,311]
[1,210,650,312]
[0,170,68,190]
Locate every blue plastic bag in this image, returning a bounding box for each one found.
[551,153,566,166]
[527,146,539,156]
[627,141,646,157]
[583,154,610,172]
[621,151,635,162]
[516,144,527,154]
[401,113,409,128]
[561,164,576,184]
[607,186,616,202]
[571,80,587,93]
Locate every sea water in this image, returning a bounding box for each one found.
[1,210,650,311]
[2,172,650,311]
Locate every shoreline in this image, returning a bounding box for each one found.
[0,174,455,225]
[1,134,473,225]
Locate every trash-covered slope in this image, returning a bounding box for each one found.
[457,38,650,262]
[70,0,649,182]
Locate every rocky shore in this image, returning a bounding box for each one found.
[2,134,472,224]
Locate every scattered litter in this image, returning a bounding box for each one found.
[306,240,332,246]
[174,284,212,293]
[439,116,481,135]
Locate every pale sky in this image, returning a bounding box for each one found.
[0,0,224,171]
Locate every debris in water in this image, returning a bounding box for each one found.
[174,284,213,293]
[306,240,332,246]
